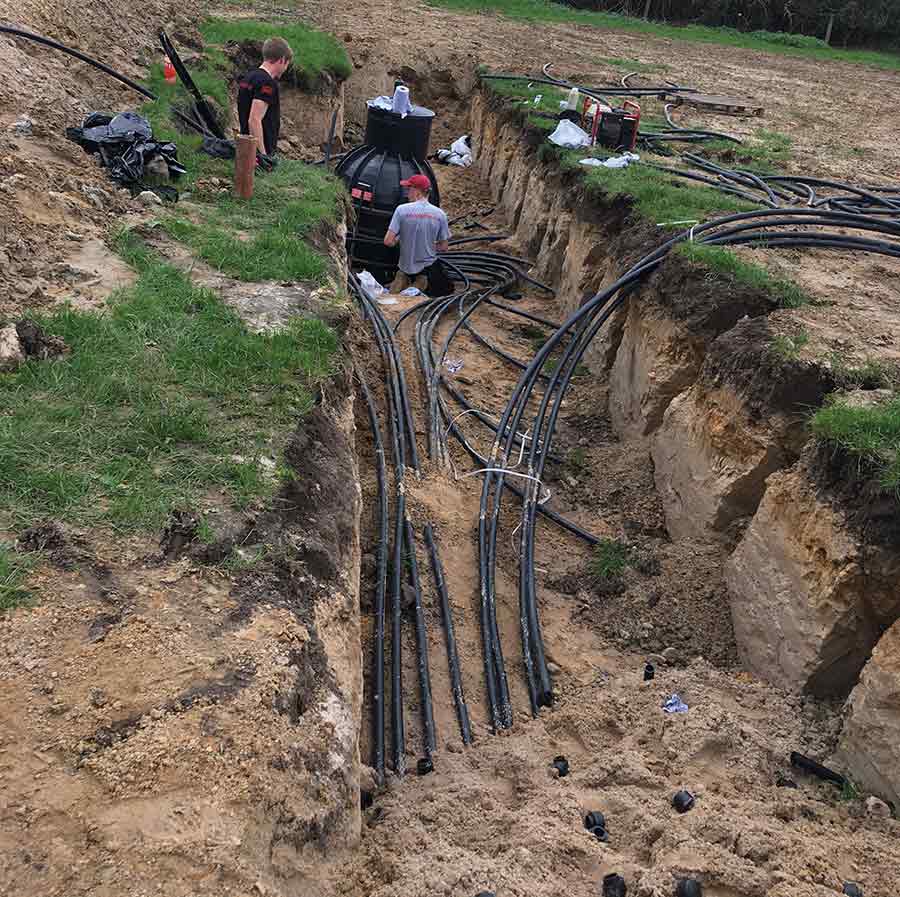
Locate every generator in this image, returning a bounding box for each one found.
[583,99,641,151]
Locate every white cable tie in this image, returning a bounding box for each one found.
[460,469,547,493]
[656,219,700,228]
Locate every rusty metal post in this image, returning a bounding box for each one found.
[234,134,256,200]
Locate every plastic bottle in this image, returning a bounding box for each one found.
[566,86,579,110]
[163,56,176,84]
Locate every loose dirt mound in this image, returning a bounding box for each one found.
[0,1,197,317]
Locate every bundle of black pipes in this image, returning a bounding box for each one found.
[352,242,605,774]
[642,153,900,216]
[477,207,900,725]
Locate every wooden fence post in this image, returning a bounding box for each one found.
[642,0,652,19]
[234,134,256,200]
[825,13,835,45]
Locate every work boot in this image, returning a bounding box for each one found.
[412,273,429,292]
[389,271,411,293]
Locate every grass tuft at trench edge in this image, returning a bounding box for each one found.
[812,393,900,495]
[0,233,339,534]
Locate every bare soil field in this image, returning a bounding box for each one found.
[2,2,900,896]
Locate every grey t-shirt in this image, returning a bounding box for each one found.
[388,199,451,275]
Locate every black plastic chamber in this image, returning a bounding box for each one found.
[336,102,441,281]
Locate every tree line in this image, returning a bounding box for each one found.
[562,1,900,49]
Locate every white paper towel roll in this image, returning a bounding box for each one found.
[392,85,411,115]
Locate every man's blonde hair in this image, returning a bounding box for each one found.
[262,37,293,63]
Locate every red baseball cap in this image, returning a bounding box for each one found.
[400,174,431,191]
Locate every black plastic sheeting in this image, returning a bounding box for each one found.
[66,111,186,198]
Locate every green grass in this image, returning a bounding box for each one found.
[141,59,232,189]
[163,161,342,282]
[828,354,893,390]
[573,158,755,225]
[597,56,667,74]
[813,394,900,494]
[839,777,862,802]
[700,130,793,174]
[566,446,588,472]
[431,0,900,70]
[486,78,757,224]
[140,16,351,188]
[201,18,352,84]
[139,21,346,282]
[676,243,809,308]
[590,538,632,579]
[0,544,31,612]
[770,329,810,360]
[0,237,338,532]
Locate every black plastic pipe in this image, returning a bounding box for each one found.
[425,523,473,746]
[405,520,436,759]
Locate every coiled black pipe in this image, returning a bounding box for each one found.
[491,208,900,725]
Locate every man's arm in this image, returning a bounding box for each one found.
[437,212,451,253]
[248,99,269,156]
[385,208,402,247]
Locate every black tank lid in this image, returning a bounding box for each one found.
[365,101,435,119]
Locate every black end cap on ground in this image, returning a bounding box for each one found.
[672,790,696,813]
[417,757,434,776]
[552,755,569,777]
[602,872,627,897]
[675,879,703,897]
[474,892,496,897]
[843,884,864,897]
[584,810,606,831]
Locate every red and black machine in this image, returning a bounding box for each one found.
[582,98,642,151]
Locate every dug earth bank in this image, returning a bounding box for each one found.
[4,4,900,897]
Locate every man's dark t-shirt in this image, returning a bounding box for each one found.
[237,68,280,155]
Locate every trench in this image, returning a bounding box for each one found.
[346,85,751,778]
[346,76,855,783]
[331,73,900,896]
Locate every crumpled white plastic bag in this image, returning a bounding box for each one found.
[579,151,640,169]
[451,135,473,158]
[357,270,385,301]
[548,119,592,149]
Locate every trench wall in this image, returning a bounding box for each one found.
[468,90,900,709]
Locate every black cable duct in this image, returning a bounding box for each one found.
[478,208,900,728]
[425,524,473,745]
[357,368,389,783]
[404,520,436,760]
[1,24,211,137]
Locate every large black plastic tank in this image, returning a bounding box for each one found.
[336,101,440,281]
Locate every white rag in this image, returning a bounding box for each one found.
[579,152,641,169]
[548,119,591,149]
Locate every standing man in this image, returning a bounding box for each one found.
[384,174,451,294]
[237,37,293,160]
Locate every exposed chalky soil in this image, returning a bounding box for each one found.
[347,158,900,896]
